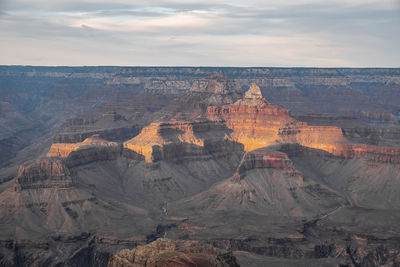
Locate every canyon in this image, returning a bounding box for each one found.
[0,66,400,266]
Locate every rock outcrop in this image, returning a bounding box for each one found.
[65,145,122,168]
[108,238,239,267]
[238,148,297,173]
[53,125,141,144]
[206,83,400,162]
[47,134,119,158]
[237,82,264,105]
[206,84,346,151]
[124,120,242,162]
[13,158,74,191]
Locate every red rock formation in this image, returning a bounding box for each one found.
[124,83,400,164]
[206,83,346,152]
[206,83,400,162]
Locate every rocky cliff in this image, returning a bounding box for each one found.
[47,135,119,158]
[124,120,242,163]
[13,158,74,191]
[206,83,400,163]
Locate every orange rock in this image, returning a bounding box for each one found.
[124,121,205,162]
[206,83,400,162]
[125,83,400,164]
[47,134,118,158]
[123,119,241,163]
[207,84,345,152]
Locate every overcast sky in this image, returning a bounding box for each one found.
[0,0,399,67]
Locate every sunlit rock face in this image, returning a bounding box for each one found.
[123,120,242,162]
[207,83,346,152]
[47,134,119,158]
[122,82,400,165]
[125,122,201,162]
[205,83,400,162]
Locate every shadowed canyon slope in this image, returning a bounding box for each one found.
[0,67,400,266]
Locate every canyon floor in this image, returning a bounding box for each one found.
[0,67,400,266]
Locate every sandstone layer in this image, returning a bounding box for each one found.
[47,134,119,158]
[124,120,241,163]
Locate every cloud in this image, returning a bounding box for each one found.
[0,0,399,66]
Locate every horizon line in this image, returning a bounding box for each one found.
[1,65,399,69]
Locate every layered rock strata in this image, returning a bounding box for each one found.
[108,238,239,267]
[53,125,140,144]
[13,158,74,191]
[189,73,243,105]
[238,149,298,173]
[124,120,242,163]
[47,134,119,158]
[178,146,344,217]
[206,83,400,162]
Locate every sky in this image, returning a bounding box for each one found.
[0,0,399,67]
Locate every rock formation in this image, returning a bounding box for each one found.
[12,158,74,191]
[108,238,239,267]
[47,134,119,158]
[124,120,242,162]
[206,83,400,162]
